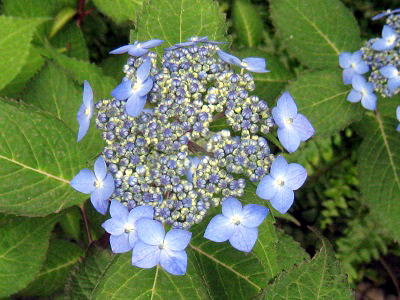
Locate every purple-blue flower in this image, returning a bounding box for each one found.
[372,25,398,51]
[256,156,307,214]
[132,219,192,275]
[347,75,377,111]
[110,39,163,56]
[77,80,94,142]
[217,50,269,73]
[372,8,400,21]
[204,197,268,252]
[397,106,400,132]
[338,51,369,84]
[111,58,153,116]
[380,65,400,92]
[70,156,115,215]
[271,92,315,153]
[186,156,201,182]
[102,200,154,253]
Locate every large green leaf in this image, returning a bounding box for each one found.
[3,0,75,17]
[51,22,89,60]
[20,239,84,297]
[287,69,363,137]
[0,16,46,91]
[134,0,227,51]
[270,0,360,69]
[358,112,400,241]
[0,99,86,216]
[0,214,58,298]
[93,0,143,24]
[262,236,352,300]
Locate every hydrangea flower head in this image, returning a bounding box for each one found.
[372,25,398,51]
[70,156,115,215]
[110,39,163,56]
[338,51,369,84]
[217,50,269,73]
[132,219,191,275]
[256,156,307,214]
[102,200,154,253]
[271,92,315,153]
[204,197,268,252]
[347,75,377,110]
[77,80,94,142]
[380,65,400,92]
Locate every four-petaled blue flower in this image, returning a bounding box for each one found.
[132,219,192,275]
[111,58,153,116]
[102,200,154,253]
[77,80,94,142]
[347,75,377,111]
[217,50,269,73]
[271,92,315,153]
[70,156,115,215]
[110,39,164,56]
[204,197,268,252]
[186,156,201,182]
[380,65,400,92]
[338,51,369,84]
[397,106,400,132]
[256,156,307,214]
[372,25,398,51]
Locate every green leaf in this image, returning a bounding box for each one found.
[49,7,76,38]
[92,0,143,24]
[270,0,360,69]
[100,55,129,82]
[3,0,75,17]
[287,69,363,137]
[0,16,46,91]
[20,239,84,297]
[358,112,400,241]
[232,0,264,47]
[51,22,89,60]
[0,99,86,216]
[0,214,58,298]
[262,235,352,300]
[134,0,227,52]
[59,207,82,240]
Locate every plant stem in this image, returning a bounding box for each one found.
[80,204,93,246]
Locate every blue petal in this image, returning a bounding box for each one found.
[132,241,160,268]
[272,91,298,126]
[94,156,107,181]
[129,205,154,223]
[342,68,355,85]
[164,229,192,251]
[354,60,369,74]
[350,51,363,63]
[347,90,362,103]
[270,186,294,214]
[111,79,132,100]
[292,114,315,141]
[203,214,235,242]
[141,39,164,49]
[127,47,149,57]
[90,173,114,215]
[397,106,400,121]
[110,233,132,253]
[277,127,301,153]
[372,38,391,51]
[388,77,400,92]
[70,169,96,194]
[397,124,400,132]
[186,156,201,182]
[137,78,154,97]
[382,25,396,39]
[256,175,278,200]
[229,225,258,252]
[77,105,90,142]
[126,94,147,117]
[128,230,139,247]
[109,199,129,220]
[270,156,288,179]
[136,218,165,245]
[380,65,398,78]
[361,93,377,111]
[242,57,269,73]
[83,80,93,107]
[160,249,187,275]
[351,75,367,91]
[109,45,133,54]
[241,204,269,228]
[338,52,352,68]
[102,218,125,235]
[136,59,152,82]
[284,163,307,190]
[222,197,242,218]
[217,50,241,66]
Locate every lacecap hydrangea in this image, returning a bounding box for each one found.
[70,37,315,275]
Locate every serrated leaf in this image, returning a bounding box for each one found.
[3,0,75,17]
[0,99,86,216]
[287,69,363,137]
[59,207,82,240]
[262,235,352,300]
[358,112,400,241]
[232,0,264,47]
[93,0,143,24]
[0,214,58,298]
[270,0,360,69]
[0,16,46,91]
[134,0,227,52]
[20,239,84,297]
[51,22,89,60]
[100,55,129,81]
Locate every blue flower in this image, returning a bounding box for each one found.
[372,8,400,21]
[271,92,315,153]
[256,156,307,214]
[347,75,377,111]
[132,219,192,275]
[186,156,201,182]
[397,106,400,132]
[102,200,154,253]
[70,156,115,215]
[111,58,153,116]
[204,197,268,252]
[77,80,94,142]
[380,65,400,92]
[338,51,369,84]
[372,25,398,51]
[165,36,224,50]
[110,39,164,56]
[217,50,269,73]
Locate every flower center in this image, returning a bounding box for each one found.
[84,107,91,116]
[241,62,248,68]
[350,62,356,69]
[275,177,285,187]
[231,215,243,225]
[387,35,396,45]
[158,243,164,250]
[284,117,293,125]
[95,179,104,188]
[136,42,142,48]
[132,80,142,92]
[124,223,134,233]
